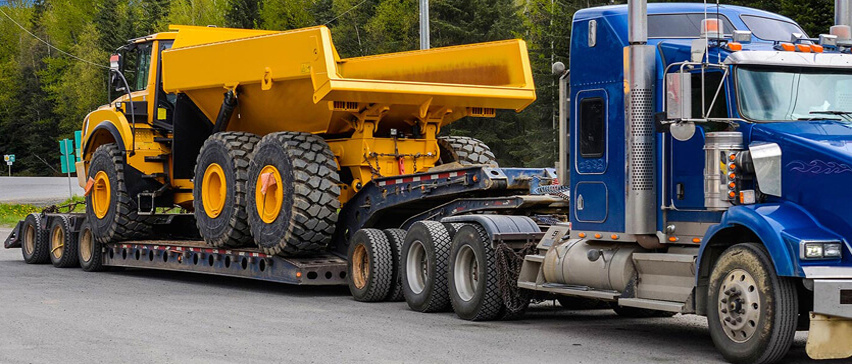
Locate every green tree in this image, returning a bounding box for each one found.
[226,0,260,28]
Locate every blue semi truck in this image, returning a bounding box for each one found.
[514,1,852,363]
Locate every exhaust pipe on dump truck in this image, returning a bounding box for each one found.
[624,0,657,235]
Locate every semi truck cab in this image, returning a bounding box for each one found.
[521,2,852,362]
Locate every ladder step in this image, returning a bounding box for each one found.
[144,155,169,163]
[142,173,167,179]
[153,137,173,144]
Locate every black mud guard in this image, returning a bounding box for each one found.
[4,220,23,249]
[441,215,540,241]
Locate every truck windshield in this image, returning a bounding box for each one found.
[737,67,852,121]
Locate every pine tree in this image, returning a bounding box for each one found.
[226,0,260,28]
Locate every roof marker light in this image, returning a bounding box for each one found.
[812,44,825,53]
[797,44,812,53]
[701,19,723,39]
[831,25,852,41]
[780,43,796,52]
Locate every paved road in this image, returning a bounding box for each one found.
[0,227,833,364]
[0,177,84,206]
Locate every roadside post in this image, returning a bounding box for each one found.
[3,154,14,176]
[59,139,76,199]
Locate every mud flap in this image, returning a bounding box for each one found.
[807,313,852,360]
[3,221,23,249]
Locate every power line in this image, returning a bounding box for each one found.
[0,6,109,69]
[324,0,369,25]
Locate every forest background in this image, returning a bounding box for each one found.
[0,0,834,175]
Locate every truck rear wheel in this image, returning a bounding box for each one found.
[86,144,152,243]
[707,243,798,364]
[347,229,394,302]
[247,132,340,256]
[449,224,502,321]
[21,213,49,264]
[193,132,260,248]
[401,221,452,312]
[49,215,79,268]
[78,220,105,272]
[383,229,406,302]
[437,136,498,166]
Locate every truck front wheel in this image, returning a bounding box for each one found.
[707,243,798,364]
[86,144,152,243]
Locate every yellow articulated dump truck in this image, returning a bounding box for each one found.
[7,24,565,312]
[75,24,542,257]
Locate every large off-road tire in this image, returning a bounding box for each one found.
[21,213,49,264]
[383,228,407,302]
[78,220,105,272]
[193,132,260,248]
[707,243,798,364]
[437,136,498,166]
[49,215,79,268]
[401,221,453,312]
[449,224,503,321]
[347,229,394,302]
[86,144,152,243]
[247,132,340,256]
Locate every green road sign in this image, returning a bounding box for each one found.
[74,130,82,159]
[59,139,76,173]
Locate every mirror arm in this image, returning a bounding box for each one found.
[109,69,137,157]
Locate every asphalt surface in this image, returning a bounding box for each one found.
[0,177,84,205]
[0,226,833,364]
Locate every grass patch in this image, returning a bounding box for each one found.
[0,197,86,228]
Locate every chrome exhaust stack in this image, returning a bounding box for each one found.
[624,0,657,234]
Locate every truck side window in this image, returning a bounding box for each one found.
[579,97,605,158]
[132,43,152,92]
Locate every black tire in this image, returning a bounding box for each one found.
[707,243,798,364]
[437,136,498,166]
[401,221,453,312]
[558,296,610,310]
[49,215,79,268]
[383,228,406,302]
[247,132,340,256]
[78,220,105,272]
[193,132,260,248]
[21,213,49,264]
[347,229,394,302]
[86,144,152,243]
[449,224,502,321]
[612,304,677,318]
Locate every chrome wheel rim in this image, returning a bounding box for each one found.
[718,268,761,343]
[406,240,428,294]
[454,245,478,302]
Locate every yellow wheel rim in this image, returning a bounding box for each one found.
[24,225,35,255]
[92,171,111,219]
[51,225,64,260]
[80,228,93,263]
[255,165,284,224]
[202,163,227,219]
[352,243,369,289]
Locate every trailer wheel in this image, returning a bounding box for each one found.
[86,144,152,243]
[449,224,503,320]
[437,136,498,166]
[247,132,340,256]
[49,215,79,268]
[707,243,798,364]
[193,132,260,248]
[401,221,452,312]
[383,229,407,302]
[78,220,105,272]
[347,229,394,302]
[21,213,49,264]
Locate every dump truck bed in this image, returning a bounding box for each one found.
[161,26,536,136]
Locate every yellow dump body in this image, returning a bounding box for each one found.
[161,25,536,136]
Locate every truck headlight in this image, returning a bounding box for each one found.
[801,241,844,260]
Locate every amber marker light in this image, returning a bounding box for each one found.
[594,233,602,239]
[780,43,796,51]
[729,191,736,198]
[668,236,678,242]
[729,173,736,179]
[692,238,702,243]
[797,44,812,53]
[727,42,742,51]
[296,271,302,278]
[611,234,619,240]
[578,232,586,238]
[812,44,824,53]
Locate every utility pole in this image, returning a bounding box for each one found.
[420,0,430,50]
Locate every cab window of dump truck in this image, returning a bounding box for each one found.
[124,43,152,92]
[737,67,852,122]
